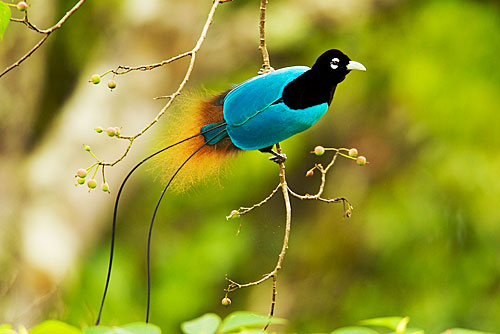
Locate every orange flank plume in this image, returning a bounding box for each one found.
[150,90,240,192]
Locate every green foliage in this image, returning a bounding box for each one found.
[0,324,28,334]
[2,313,495,334]
[330,326,379,334]
[218,312,286,333]
[359,317,407,331]
[443,330,495,334]
[0,1,11,41]
[181,313,221,334]
[84,323,161,334]
[180,312,286,334]
[30,320,82,334]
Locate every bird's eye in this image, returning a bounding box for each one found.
[330,57,340,70]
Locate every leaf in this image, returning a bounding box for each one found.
[0,323,16,334]
[232,330,266,334]
[441,329,495,334]
[330,326,380,334]
[181,313,220,334]
[359,317,404,331]
[84,323,161,334]
[218,312,286,333]
[388,329,425,334]
[0,1,11,41]
[30,320,83,334]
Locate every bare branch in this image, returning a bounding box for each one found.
[1,0,87,78]
[226,184,280,219]
[92,0,225,170]
[258,0,274,74]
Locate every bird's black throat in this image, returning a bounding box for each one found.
[281,69,343,110]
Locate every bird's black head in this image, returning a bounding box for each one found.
[311,49,366,83]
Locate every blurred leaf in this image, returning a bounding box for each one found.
[231,330,265,334]
[441,329,495,334]
[330,326,380,334]
[84,323,161,334]
[181,314,220,334]
[30,320,82,334]
[0,1,10,41]
[396,317,410,334]
[388,329,425,334]
[0,323,16,334]
[219,312,286,333]
[359,317,404,331]
[18,327,28,334]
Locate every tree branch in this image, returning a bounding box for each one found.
[1,0,87,78]
[258,0,274,74]
[88,0,225,171]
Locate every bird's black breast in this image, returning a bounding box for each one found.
[281,70,337,110]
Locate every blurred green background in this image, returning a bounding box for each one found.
[1,0,499,333]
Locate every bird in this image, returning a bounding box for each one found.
[95,48,365,324]
[204,49,365,162]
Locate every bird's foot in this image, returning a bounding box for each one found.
[269,153,287,164]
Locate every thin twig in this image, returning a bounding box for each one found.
[264,275,277,331]
[258,0,274,74]
[224,143,291,298]
[226,184,280,219]
[225,145,357,299]
[94,0,224,168]
[1,0,87,78]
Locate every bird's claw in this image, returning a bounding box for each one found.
[269,153,287,164]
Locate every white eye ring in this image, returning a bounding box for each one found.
[330,57,340,70]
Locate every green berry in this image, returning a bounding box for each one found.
[17,1,28,11]
[77,178,85,185]
[230,210,240,219]
[221,297,231,307]
[106,127,116,137]
[107,80,117,90]
[114,127,121,136]
[102,182,110,192]
[76,168,88,178]
[356,156,367,166]
[314,146,325,156]
[87,179,97,189]
[91,74,101,84]
[95,127,103,133]
[348,148,358,157]
[84,145,91,152]
[305,169,314,177]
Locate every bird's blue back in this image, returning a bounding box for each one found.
[222,66,329,150]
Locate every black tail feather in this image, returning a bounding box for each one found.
[145,127,227,323]
[95,123,227,325]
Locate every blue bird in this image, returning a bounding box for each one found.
[95,49,365,325]
[200,48,365,164]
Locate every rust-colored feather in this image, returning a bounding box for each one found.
[150,91,239,192]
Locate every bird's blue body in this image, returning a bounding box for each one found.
[224,66,329,150]
[202,66,329,150]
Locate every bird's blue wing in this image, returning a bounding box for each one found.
[223,66,310,126]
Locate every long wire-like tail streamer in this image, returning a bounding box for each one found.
[95,123,227,325]
[145,127,227,322]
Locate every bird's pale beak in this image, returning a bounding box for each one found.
[346,61,366,71]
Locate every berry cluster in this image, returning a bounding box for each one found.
[74,145,110,193]
[305,145,368,177]
[95,126,121,137]
[90,74,117,91]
